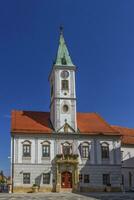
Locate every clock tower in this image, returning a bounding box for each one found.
[49,28,77,133]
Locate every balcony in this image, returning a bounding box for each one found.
[56,154,79,164]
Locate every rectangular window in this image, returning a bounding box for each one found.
[122,174,124,185]
[84,174,90,183]
[43,173,50,184]
[79,174,83,182]
[81,146,89,158]
[63,146,71,155]
[129,172,132,187]
[23,173,30,184]
[103,174,110,185]
[121,151,124,161]
[101,146,109,159]
[61,80,69,90]
[23,145,31,157]
[42,145,50,157]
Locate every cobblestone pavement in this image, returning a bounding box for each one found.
[0,192,134,200]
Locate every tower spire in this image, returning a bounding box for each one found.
[59,25,64,35]
[54,27,74,66]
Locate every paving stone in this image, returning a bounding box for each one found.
[0,192,134,200]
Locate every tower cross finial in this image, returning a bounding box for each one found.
[60,25,64,35]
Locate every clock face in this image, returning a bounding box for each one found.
[61,70,69,79]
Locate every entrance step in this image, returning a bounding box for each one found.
[60,188,72,192]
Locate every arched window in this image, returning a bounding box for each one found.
[42,141,50,158]
[63,105,69,113]
[81,142,90,159]
[22,140,31,157]
[62,142,72,155]
[101,142,109,159]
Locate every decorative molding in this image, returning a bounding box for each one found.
[41,140,51,145]
[21,140,31,144]
[100,142,109,146]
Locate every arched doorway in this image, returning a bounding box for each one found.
[61,171,72,188]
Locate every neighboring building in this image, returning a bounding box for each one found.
[113,126,134,191]
[0,171,10,192]
[0,171,7,184]
[11,28,134,193]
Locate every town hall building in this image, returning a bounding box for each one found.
[11,28,134,193]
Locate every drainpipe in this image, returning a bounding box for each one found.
[11,135,14,193]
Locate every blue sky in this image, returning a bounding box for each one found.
[0,0,134,175]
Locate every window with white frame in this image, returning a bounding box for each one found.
[101,142,109,159]
[42,141,50,158]
[43,173,50,184]
[103,174,110,185]
[81,142,90,159]
[61,80,69,90]
[23,173,30,184]
[22,141,31,157]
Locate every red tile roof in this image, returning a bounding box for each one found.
[11,110,134,144]
[77,113,119,134]
[11,111,51,134]
[11,110,120,136]
[112,126,134,145]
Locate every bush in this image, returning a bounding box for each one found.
[32,184,38,187]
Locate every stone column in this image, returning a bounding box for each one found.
[56,163,61,192]
[73,164,79,192]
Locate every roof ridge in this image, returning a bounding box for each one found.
[112,125,134,130]
[12,110,50,114]
[77,112,98,115]
[95,113,119,133]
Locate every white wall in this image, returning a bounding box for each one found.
[14,136,54,164]
[50,68,77,132]
[12,134,122,188]
[121,145,134,190]
[121,146,134,167]
[14,135,121,165]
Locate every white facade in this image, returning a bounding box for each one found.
[11,134,122,192]
[13,136,121,166]
[11,30,134,193]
